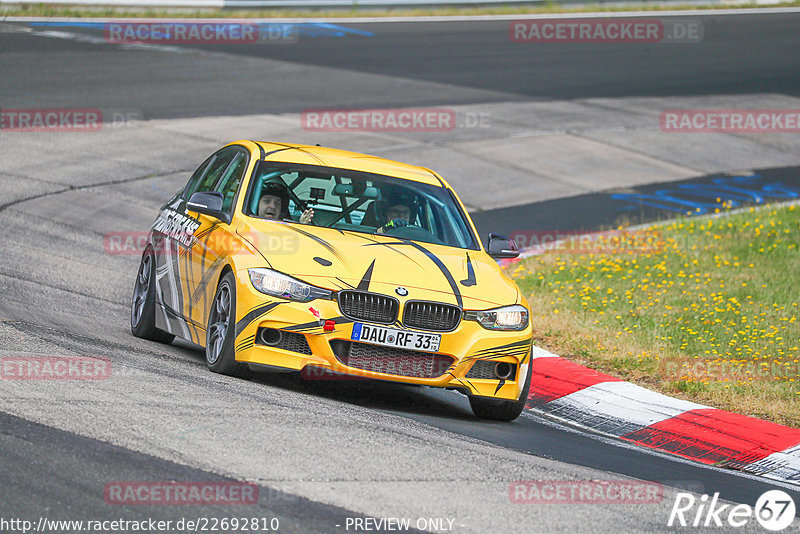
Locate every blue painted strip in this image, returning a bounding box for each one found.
[25,20,374,38]
[28,21,107,28]
[676,183,763,204]
[611,192,724,215]
[760,183,800,199]
[612,174,800,215]
[299,22,374,37]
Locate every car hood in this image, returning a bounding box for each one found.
[237,219,521,309]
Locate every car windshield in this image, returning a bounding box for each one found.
[245,162,479,250]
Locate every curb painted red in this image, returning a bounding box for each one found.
[524,347,800,484]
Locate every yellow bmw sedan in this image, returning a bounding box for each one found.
[131,141,532,420]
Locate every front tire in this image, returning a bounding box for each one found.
[131,248,175,344]
[205,272,251,379]
[469,356,533,422]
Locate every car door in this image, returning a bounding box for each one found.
[185,147,249,336]
[152,147,236,342]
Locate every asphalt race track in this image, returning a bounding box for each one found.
[1,10,800,533]
[2,12,800,117]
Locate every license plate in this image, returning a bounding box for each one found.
[351,323,441,353]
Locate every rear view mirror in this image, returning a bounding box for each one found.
[187,191,225,220]
[487,233,520,259]
[332,183,354,196]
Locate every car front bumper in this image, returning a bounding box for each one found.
[233,276,533,402]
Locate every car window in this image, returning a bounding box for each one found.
[185,149,236,199]
[215,151,248,213]
[247,162,479,250]
[181,156,213,199]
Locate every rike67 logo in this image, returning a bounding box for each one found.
[668,490,796,530]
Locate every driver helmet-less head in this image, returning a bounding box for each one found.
[258,181,291,220]
[376,189,417,225]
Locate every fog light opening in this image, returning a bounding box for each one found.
[259,328,283,346]
[494,362,514,380]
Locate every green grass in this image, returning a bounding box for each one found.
[1,0,799,19]
[509,203,800,427]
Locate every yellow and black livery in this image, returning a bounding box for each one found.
[131,141,532,421]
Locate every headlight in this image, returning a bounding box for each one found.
[464,304,529,330]
[248,268,331,302]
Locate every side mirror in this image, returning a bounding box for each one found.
[187,191,225,219]
[487,233,520,259]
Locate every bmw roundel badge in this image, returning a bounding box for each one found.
[395,287,408,296]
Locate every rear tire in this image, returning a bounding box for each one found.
[205,272,251,379]
[469,357,533,422]
[131,248,175,344]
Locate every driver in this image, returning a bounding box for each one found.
[257,182,313,224]
[376,199,414,234]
